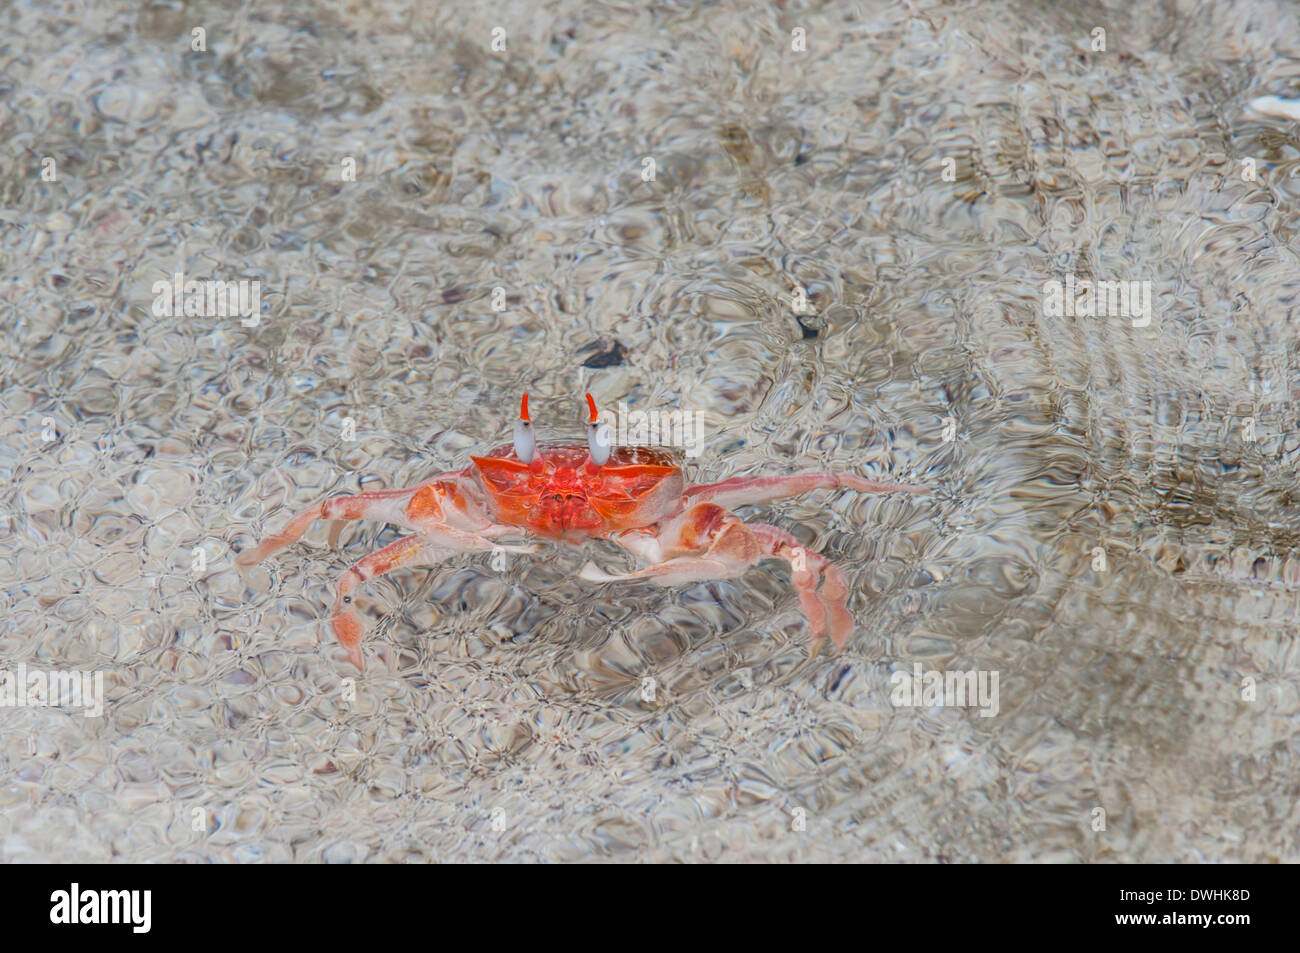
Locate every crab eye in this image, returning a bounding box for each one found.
[513,393,535,463]
[586,393,611,466]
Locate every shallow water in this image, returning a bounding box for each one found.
[3,0,1300,862]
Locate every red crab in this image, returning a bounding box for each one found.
[237,394,925,670]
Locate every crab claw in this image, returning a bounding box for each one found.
[579,560,620,582]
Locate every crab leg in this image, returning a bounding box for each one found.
[333,528,539,671]
[748,522,855,655]
[685,471,924,509]
[239,475,537,670]
[236,484,429,566]
[581,502,864,653]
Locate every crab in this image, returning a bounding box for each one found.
[237,394,925,670]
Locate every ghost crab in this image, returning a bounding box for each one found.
[237,394,925,670]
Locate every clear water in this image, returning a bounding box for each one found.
[3,0,1300,862]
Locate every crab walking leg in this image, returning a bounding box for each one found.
[580,503,862,653]
[236,484,429,566]
[746,523,856,655]
[333,528,540,671]
[684,472,925,509]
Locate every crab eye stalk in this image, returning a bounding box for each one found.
[513,393,536,463]
[586,393,611,466]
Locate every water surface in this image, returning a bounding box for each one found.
[2,0,1299,862]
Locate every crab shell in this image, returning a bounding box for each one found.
[468,442,686,541]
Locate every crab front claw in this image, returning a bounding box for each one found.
[578,561,622,583]
[578,489,918,653]
[579,558,735,587]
